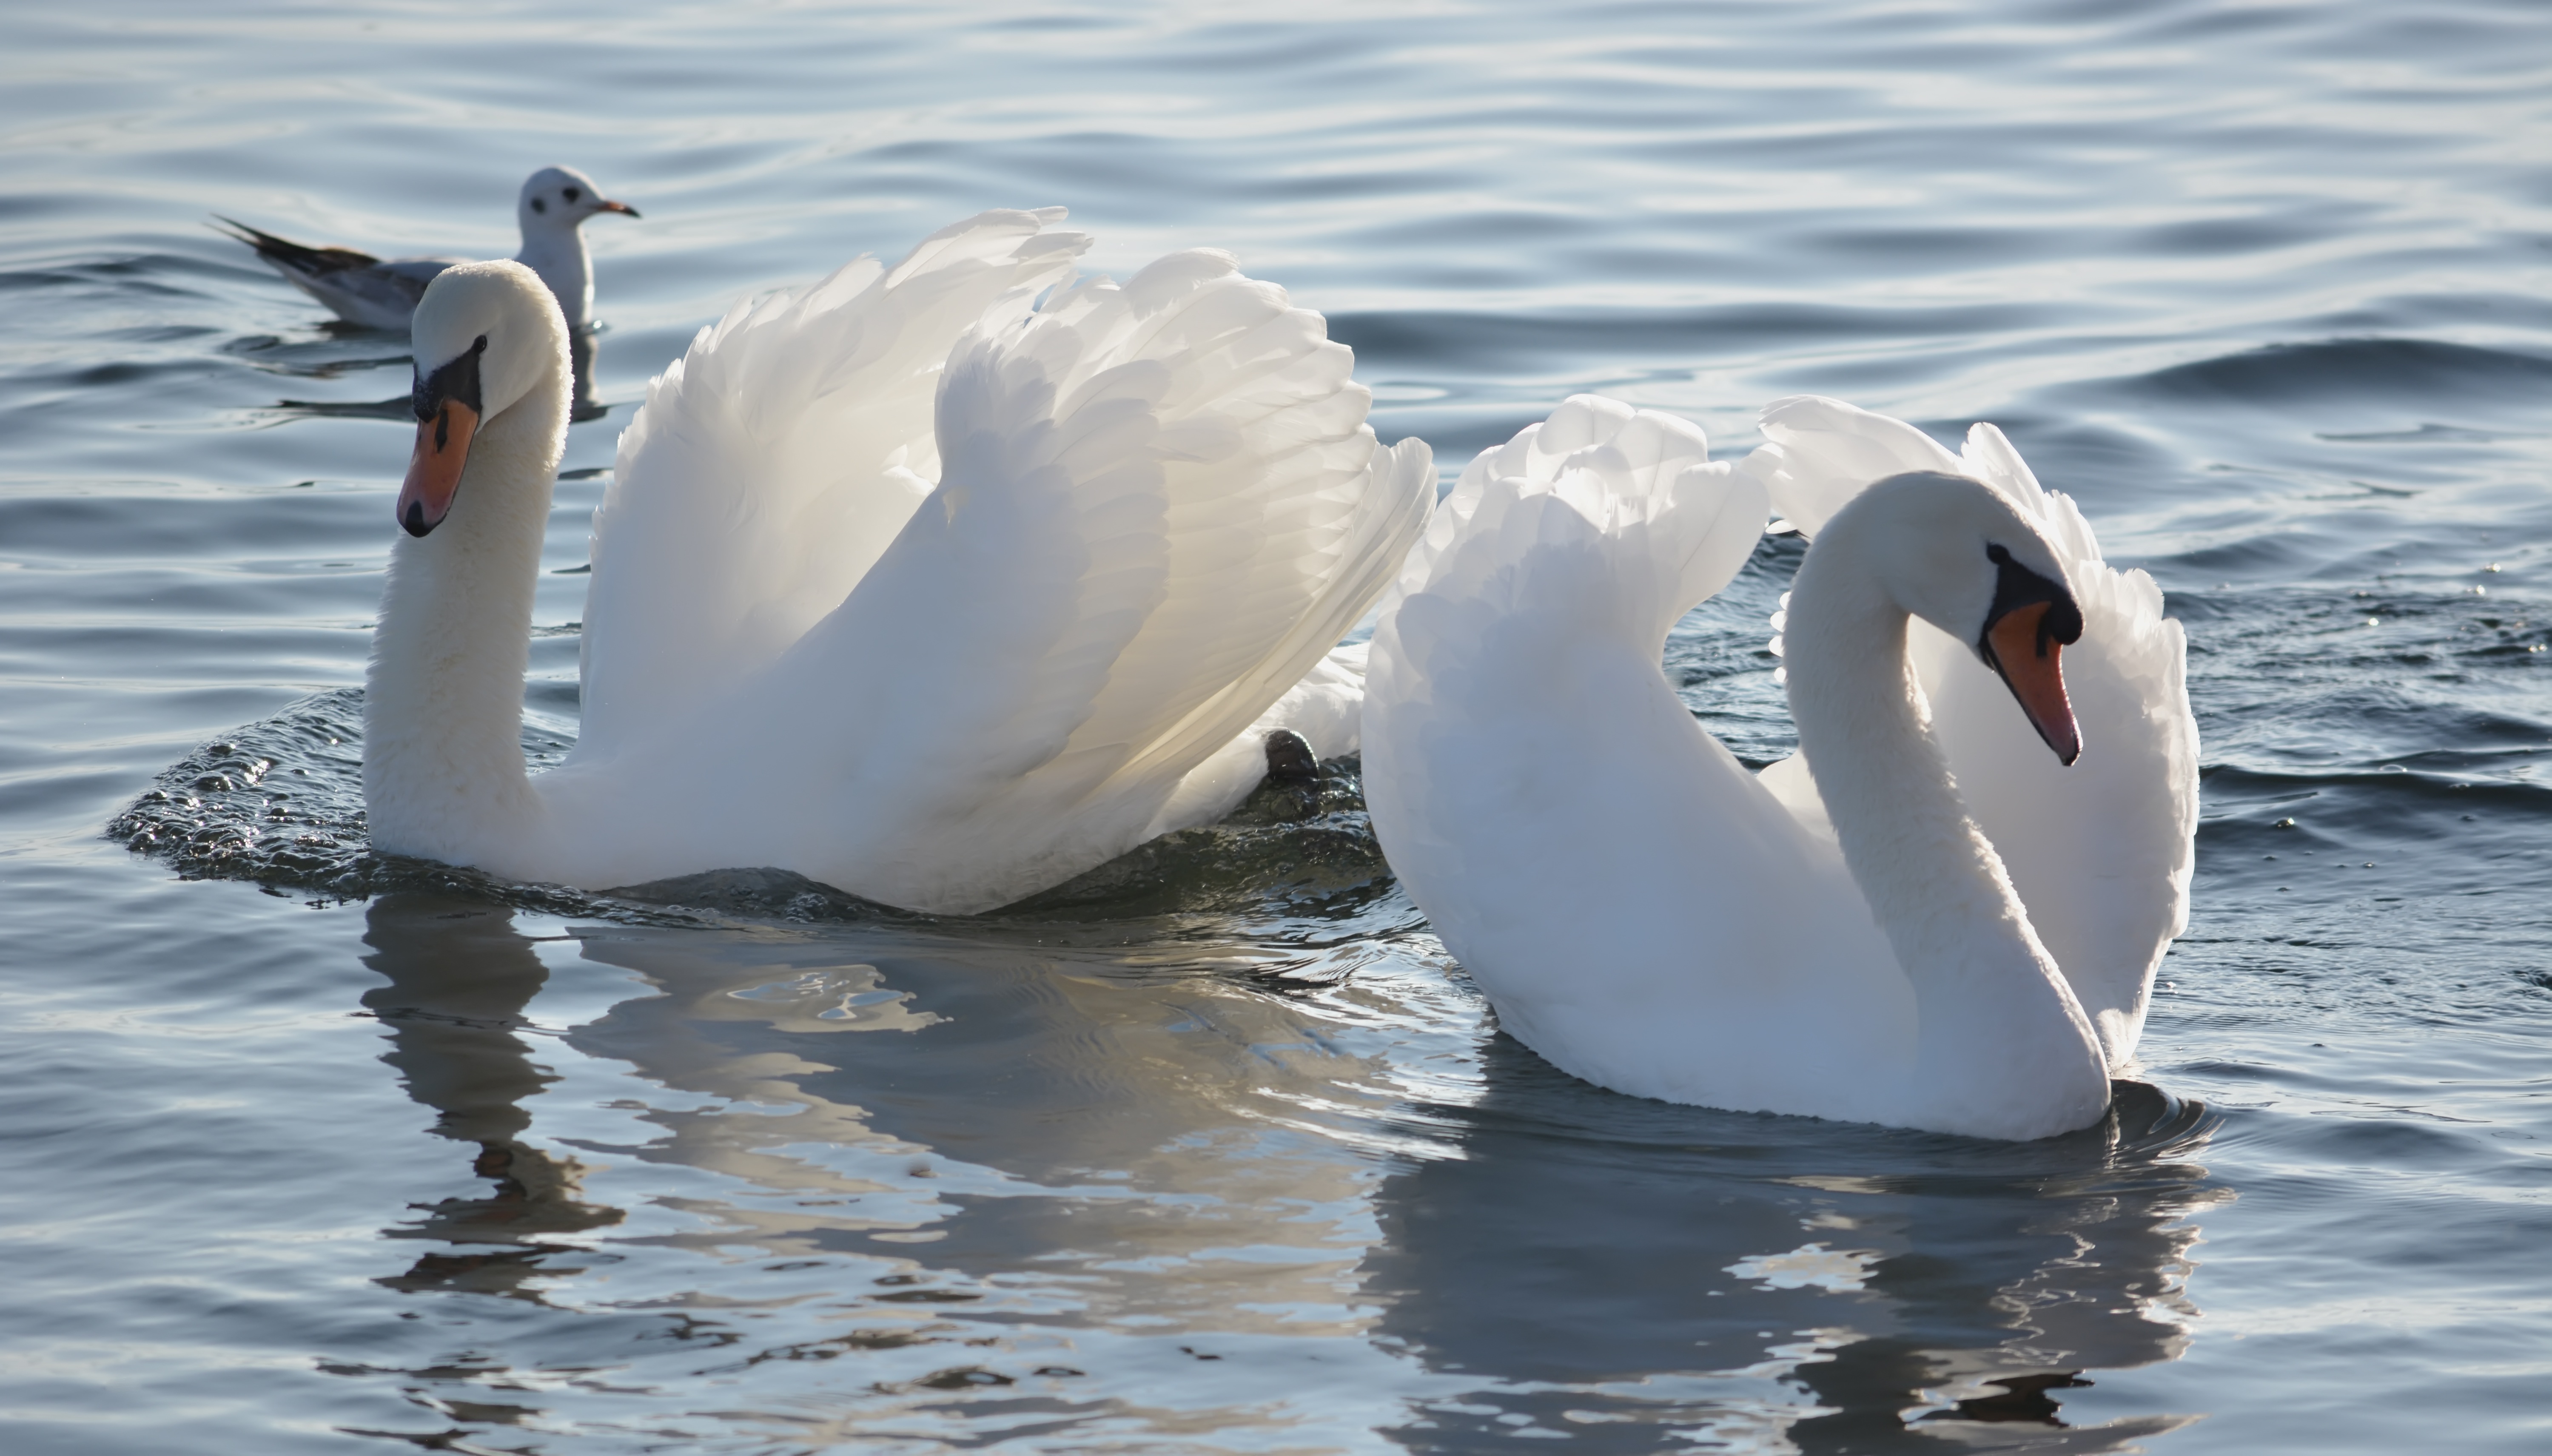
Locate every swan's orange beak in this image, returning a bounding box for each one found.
[1983,600,2082,765]
[397,398,478,538]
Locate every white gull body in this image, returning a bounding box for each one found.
[216,166,636,332]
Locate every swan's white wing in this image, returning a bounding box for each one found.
[672,249,1430,913]
[575,209,1091,758]
[1915,423,2196,1066]
[1737,393,1964,535]
[1366,397,1916,1119]
[1746,396,2198,1067]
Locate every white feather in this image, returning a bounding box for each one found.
[1363,393,2194,1139]
[1748,395,2197,1064]
[365,212,1432,915]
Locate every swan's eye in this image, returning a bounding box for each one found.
[412,335,490,422]
[1985,542,2013,565]
[530,197,547,214]
[563,186,581,203]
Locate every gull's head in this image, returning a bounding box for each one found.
[397,261,567,537]
[517,165,638,233]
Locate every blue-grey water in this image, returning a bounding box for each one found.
[4,2,2549,1451]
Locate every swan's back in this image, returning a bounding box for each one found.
[1366,397,1917,1118]
[577,209,1092,756]
[943,253,1430,813]
[872,251,1433,873]
[1741,395,2198,1064]
[548,236,1432,913]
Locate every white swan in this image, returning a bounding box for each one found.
[365,209,1433,914]
[1361,395,2196,1140]
[217,166,637,332]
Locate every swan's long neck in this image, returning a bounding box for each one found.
[363,366,567,871]
[1785,510,2107,1136]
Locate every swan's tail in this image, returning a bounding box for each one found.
[1380,395,1768,657]
[1736,393,2197,1067]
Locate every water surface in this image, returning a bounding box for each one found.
[3,2,2549,1452]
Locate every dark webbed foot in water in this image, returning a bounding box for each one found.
[1264,728,1319,785]
[1254,728,1322,820]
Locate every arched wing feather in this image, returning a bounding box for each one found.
[1743,395,2198,1066]
[575,209,1091,756]
[721,249,1430,912]
[1365,397,1917,1113]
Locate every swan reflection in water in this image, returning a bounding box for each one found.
[1359,1031,2226,1452]
[354,891,2225,1448]
[360,893,621,1296]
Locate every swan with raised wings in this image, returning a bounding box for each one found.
[365,209,1433,913]
[1361,395,2194,1140]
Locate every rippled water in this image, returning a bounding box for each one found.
[5,2,2550,1451]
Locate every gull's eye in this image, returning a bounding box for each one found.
[530,196,547,214]
[563,185,581,203]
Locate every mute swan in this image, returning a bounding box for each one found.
[366,208,1433,913]
[1361,395,2195,1140]
[217,166,638,332]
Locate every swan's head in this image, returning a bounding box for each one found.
[1857,471,2085,765]
[399,259,567,537]
[517,165,638,235]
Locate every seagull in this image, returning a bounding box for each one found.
[214,166,638,333]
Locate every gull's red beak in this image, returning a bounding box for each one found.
[596,199,639,218]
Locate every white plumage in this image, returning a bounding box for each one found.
[1742,395,2198,1066]
[363,209,1433,914]
[1362,395,2195,1140]
[216,166,637,332]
